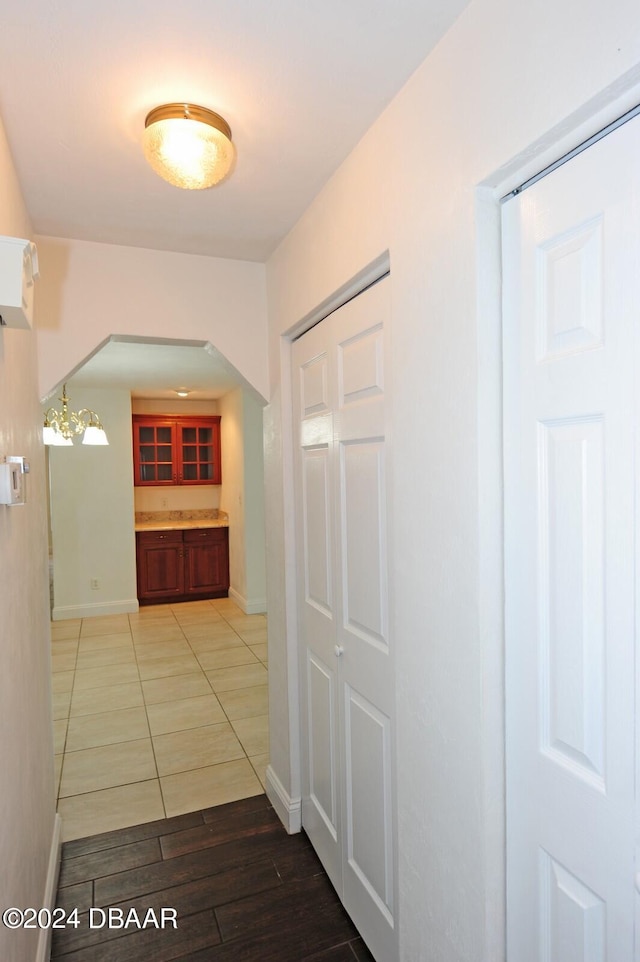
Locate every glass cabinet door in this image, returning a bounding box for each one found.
[134,421,176,485]
[177,421,220,484]
[133,416,221,486]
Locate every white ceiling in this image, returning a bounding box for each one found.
[2,0,468,395]
[69,338,245,401]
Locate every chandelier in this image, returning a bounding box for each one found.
[43,385,109,446]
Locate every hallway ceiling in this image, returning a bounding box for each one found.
[0,0,468,262]
[69,339,245,401]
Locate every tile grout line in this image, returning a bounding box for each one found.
[54,600,268,837]
[129,610,166,818]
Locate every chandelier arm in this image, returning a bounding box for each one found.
[76,408,104,428]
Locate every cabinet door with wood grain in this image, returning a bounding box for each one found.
[136,531,184,600]
[183,528,229,596]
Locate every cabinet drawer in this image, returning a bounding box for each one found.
[136,530,183,545]
[183,527,227,544]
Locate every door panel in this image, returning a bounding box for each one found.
[344,686,393,922]
[539,417,605,787]
[303,449,333,614]
[540,851,606,962]
[292,276,396,962]
[503,116,640,960]
[340,440,387,647]
[307,653,339,839]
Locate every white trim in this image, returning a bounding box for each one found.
[266,764,301,834]
[228,587,267,614]
[51,599,139,621]
[474,185,507,961]
[35,813,62,962]
[502,101,640,201]
[287,251,390,342]
[484,69,640,201]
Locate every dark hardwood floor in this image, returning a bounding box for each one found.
[53,794,374,962]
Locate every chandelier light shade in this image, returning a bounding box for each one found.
[143,103,235,190]
[43,385,109,447]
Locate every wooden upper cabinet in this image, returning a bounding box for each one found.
[133,415,221,486]
[176,419,221,484]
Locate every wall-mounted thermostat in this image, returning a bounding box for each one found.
[0,457,29,506]
[0,236,39,330]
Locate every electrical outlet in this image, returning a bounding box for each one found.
[161,497,168,508]
[90,578,99,590]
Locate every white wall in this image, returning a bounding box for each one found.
[219,389,244,598]
[0,117,57,962]
[34,236,269,402]
[48,387,137,619]
[264,2,640,959]
[218,387,267,613]
[242,390,267,611]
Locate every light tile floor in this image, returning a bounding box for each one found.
[51,598,269,841]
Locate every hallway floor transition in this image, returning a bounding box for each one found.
[52,795,374,962]
[51,598,269,841]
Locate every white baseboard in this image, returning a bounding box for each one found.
[266,765,301,834]
[52,599,139,621]
[228,587,267,615]
[36,813,62,962]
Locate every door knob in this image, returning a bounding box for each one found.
[334,645,344,657]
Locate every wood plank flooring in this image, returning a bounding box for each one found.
[53,794,374,962]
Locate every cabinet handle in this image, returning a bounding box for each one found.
[334,645,344,657]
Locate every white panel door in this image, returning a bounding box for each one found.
[295,318,341,887]
[292,277,397,962]
[503,116,640,960]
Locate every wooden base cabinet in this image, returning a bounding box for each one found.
[136,528,229,604]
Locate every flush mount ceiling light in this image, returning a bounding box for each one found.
[43,385,109,446]
[143,103,235,190]
[174,389,190,398]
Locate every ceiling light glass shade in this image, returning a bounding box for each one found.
[143,104,235,190]
[82,425,109,446]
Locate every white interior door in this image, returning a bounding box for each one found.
[503,116,640,959]
[292,276,397,962]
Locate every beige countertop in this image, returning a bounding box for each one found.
[135,519,229,531]
[134,510,229,532]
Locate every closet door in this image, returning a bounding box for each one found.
[292,276,397,962]
[503,116,640,959]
